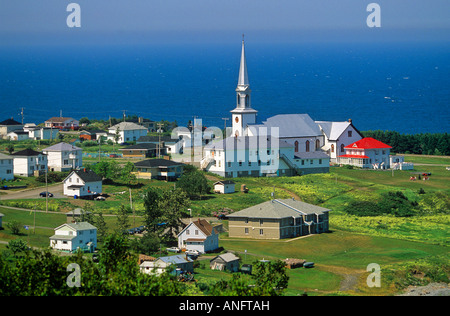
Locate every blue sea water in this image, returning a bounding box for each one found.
[0,41,448,134]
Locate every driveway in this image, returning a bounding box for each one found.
[0,183,64,200]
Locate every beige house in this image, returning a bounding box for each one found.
[227,198,330,240]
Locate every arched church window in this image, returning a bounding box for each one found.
[306,140,310,152]
[295,141,299,152]
[235,117,239,123]
[331,144,334,153]
[341,144,345,153]
[316,139,320,151]
[245,95,249,107]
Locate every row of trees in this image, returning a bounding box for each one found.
[0,233,289,296]
[362,130,450,156]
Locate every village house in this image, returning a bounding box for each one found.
[0,118,23,139]
[63,169,102,198]
[177,219,219,253]
[338,137,393,169]
[227,198,330,240]
[79,129,107,141]
[107,121,148,143]
[210,253,240,272]
[45,117,80,130]
[119,143,158,158]
[133,158,185,181]
[213,180,236,194]
[11,149,47,177]
[49,222,97,252]
[140,255,194,276]
[43,142,83,172]
[315,119,363,162]
[6,129,29,141]
[0,153,14,181]
[23,123,59,141]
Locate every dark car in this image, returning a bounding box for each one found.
[39,191,53,197]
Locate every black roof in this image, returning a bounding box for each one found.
[120,143,158,150]
[11,148,43,156]
[0,118,22,126]
[137,135,176,143]
[134,159,184,168]
[73,169,102,182]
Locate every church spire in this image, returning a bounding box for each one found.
[237,35,249,87]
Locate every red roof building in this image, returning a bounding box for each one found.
[338,137,392,169]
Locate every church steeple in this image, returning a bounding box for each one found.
[237,36,249,88]
[231,36,257,137]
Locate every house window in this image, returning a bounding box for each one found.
[186,230,190,235]
[228,161,231,167]
[245,218,248,224]
[195,230,198,235]
[259,229,264,235]
[259,219,264,226]
[245,228,249,234]
[341,144,345,153]
[319,159,322,164]
[239,161,242,167]
[348,131,352,137]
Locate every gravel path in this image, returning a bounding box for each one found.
[397,283,450,296]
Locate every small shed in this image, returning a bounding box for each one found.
[66,208,92,223]
[210,252,240,272]
[0,213,4,229]
[213,180,235,194]
[284,258,306,269]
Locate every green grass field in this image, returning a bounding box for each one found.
[0,154,448,295]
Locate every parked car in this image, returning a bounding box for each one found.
[39,191,53,197]
[166,247,181,253]
[185,249,199,255]
[95,196,106,201]
[303,262,315,268]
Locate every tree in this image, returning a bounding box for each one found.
[177,170,210,199]
[94,211,108,241]
[116,205,130,234]
[143,187,163,233]
[6,220,22,235]
[158,188,190,241]
[7,239,28,256]
[120,162,137,186]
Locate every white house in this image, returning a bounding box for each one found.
[45,117,79,130]
[11,149,47,177]
[49,222,97,252]
[177,219,219,254]
[6,130,29,141]
[315,119,363,162]
[0,118,23,139]
[107,121,148,143]
[338,137,392,169]
[23,124,59,140]
[63,169,102,198]
[140,255,194,276]
[43,142,82,172]
[0,153,14,181]
[0,213,4,229]
[213,180,235,194]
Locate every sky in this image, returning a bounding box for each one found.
[0,0,449,45]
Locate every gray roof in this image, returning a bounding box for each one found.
[316,121,350,141]
[0,153,12,160]
[228,199,330,219]
[109,121,148,131]
[205,136,292,151]
[211,252,240,263]
[294,151,330,159]
[54,221,97,231]
[157,255,193,264]
[43,142,82,152]
[259,114,323,138]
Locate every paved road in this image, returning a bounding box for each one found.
[0,183,64,200]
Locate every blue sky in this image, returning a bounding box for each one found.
[0,0,449,45]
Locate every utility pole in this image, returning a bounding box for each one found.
[157,122,164,158]
[221,117,229,138]
[45,168,48,213]
[129,188,135,228]
[19,107,25,125]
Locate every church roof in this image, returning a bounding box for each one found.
[109,121,148,131]
[260,114,322,138]
[237,39,249,87]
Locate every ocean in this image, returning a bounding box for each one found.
[0,41,448,134]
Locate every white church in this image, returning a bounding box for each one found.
[196,39,363,178]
